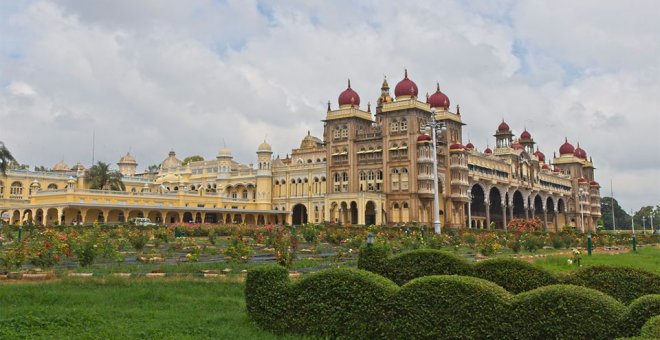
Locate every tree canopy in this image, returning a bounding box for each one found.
[182,155,204,166]
[85,162,125,191]
[0,142,16,176]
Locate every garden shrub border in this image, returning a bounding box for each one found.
[358,245,660,301]
[641,315,660,339]
[245,265,650,339]
[618,295,660,337]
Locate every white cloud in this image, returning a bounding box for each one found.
[0,0,658,211]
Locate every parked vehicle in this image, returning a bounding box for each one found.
[128,217,157,227]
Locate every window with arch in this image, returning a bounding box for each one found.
[10,182,22,197]
[232,191,237,199]
[242,189,248,200]
[341,125,348,138]
[400,118,408,131]
[391,168,400,191]
[390,119,399,132]
[401,167,409,190]
[333,129,341,139]
[47,183,58,190]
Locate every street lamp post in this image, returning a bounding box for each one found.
[467,188,472,229]
[651,214,655,235]
[642,216,646,235]
[425,110,446,235]
[579,188,591,255]
[631,209,637,252]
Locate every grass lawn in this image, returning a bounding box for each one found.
[533,246,660,274]
[0,278,299,339]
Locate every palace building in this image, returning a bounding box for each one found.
[0,70,601,231]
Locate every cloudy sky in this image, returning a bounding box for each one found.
[0,0,658,211]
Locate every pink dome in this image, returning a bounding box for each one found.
[559,138,575,155]
[553,166,561,173]
[578,177,588,184]
[465,142,474,150]
[498,120,510,132]
[542,164,550,170]
[590,180,599,187]
[520,130,531,139]
[338,79,360,107]
[417,134,432,142]
[484,146,492,154]
[428,83,450,109]
[449,143,464,150]
[574,143,587,159]
[512,142,523,150]
[394,69,418,98]
[533,149,546,162]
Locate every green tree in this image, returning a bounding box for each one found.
[182,155,204,166]
[600,197,631,230]
[146,164,160,173]
[632,206,659,232]
[34,165,49,172]
[0,142,16,175]
[85,162,125,191]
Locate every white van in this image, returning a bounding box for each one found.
[128,217,156,226]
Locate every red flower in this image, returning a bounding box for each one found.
[59,236,66,241]
[45,242,51,249]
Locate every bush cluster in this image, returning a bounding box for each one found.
[641,315,660,339]
[511,285,625,340]
[246,266,655,339]
[358,246,660,300]
[563,266,660,303]
[619,295,660,337]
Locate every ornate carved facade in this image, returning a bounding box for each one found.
[0,71,601,231]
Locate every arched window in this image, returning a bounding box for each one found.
[342,172,349,181]
[242,189,248,200]
[10,181,22,196]
[333,129,341,139]
[391,119,399,132]
[400,118,408,131]
[360,171,366,181]
[47,183,58,190]
[341,125,349,138]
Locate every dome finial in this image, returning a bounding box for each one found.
[347,79,351,89]
[327,100,331,111]
[367,101,371,112]
[436,82,440,92]
[307,130,310,136]
[404,68,408,79]
[456,104,460,115]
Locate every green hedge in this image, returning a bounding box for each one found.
[244,265,290,334]
[356,243,391,275]
[641,315,660,338]
[471,257,558,293]
[287,268,399,338]
[381,249,471,285]
[619,295,660,337]
[512,285,626,340]
[387,275,513,339]
[564,266,660,303]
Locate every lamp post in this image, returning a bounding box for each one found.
[642,216,646,235]
[651,214,655,235]
[425,110,446,234]
[367,232,374,248]
[631,209,636,252]
[467,188,472,229]
[579,188,591,255]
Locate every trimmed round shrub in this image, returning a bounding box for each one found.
[641,315,660,339]
[385,249,471,285]
[564,266,660,303]
[471,257,557,293]
[357,243,391,276]
[388,275,513,339]
[245,265,290,333]
[288,268,399,338]
[619,294,660,337]
[512,284,626,340]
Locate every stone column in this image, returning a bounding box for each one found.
[485,199,490,229]
[502,203,507,231]
[543,208,548,232]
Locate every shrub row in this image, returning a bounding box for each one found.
[358,246,660,301]
[246,266,657,339]
[641,315,660,339]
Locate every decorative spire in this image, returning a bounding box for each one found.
[425,92,429,102]
[381,75,389,89]
[327,100,331,111]
[404,68,408,79]
[347,79,351,89]
[436,82,440,92]
[456,104,460,115]
[367,102,371,112]
[307,130,311,136]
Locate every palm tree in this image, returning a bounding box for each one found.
[85,161,125,191]
[0,142,16,176]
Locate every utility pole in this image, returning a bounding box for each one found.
[610,179,616,231]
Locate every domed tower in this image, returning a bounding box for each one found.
[117,152,138,176]
[448,143,470,227]
[53,160,70,172]
[216,146,233,179]
[394,69,418,100]
[494,120,513,150]
[256,140,273,204]
[519,129,535,155]
[160,150,182,173]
